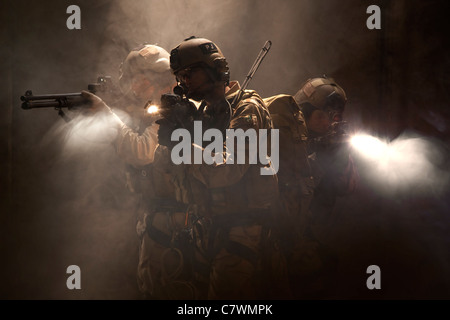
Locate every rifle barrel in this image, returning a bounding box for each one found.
[231,40,272,108]
[20,92,88,110]
[20,92,83,101]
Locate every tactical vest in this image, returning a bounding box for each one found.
[172,89,278,217]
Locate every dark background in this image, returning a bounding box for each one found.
[0,0,449,299]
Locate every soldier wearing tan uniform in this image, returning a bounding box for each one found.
[157,36,290,299]
[294,76,359,236]
[263,76,358,298]
[82,45,203,299]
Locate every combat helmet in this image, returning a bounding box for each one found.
[119,44,172,94]
[170,36,230,84]
[294,76,347,121]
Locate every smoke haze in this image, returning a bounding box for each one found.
[1,0,449,300]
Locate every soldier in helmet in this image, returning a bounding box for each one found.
[82,45,207,299]
[294,76,359,234]
[156,36,290,299]
[263,76,358,298]
[287,76,359,298]
[83,44,175,174]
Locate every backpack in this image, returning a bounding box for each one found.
[263,94,311,187]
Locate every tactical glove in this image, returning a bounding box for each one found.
[81,90,123,126]
[156,118,180,149]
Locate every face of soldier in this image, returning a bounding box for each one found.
[130,73,157,104]
[307,109,331,135]
[176,66,215,101]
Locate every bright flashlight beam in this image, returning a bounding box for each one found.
[146,105,159,114]
[351,134,388,160]
[350,132,449,195]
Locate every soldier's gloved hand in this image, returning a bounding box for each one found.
[81,90,111,114]
[159,93,199,126]
[80,90,123,126]
[156,118,179,149]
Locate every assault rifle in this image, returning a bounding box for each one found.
[20,76,120,122]
[308,121,352,170]
[154,86,198,129]
[308,121,351,155]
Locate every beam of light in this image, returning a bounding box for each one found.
[350,132,449,196]
[146,105,159,114]
[49,112,121,160]
[350,134,388,160]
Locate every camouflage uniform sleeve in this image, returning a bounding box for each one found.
[189,98,270,188]
[113,122,159,167]
[229,97,269,131]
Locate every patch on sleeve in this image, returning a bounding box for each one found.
[230,114,258,129]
